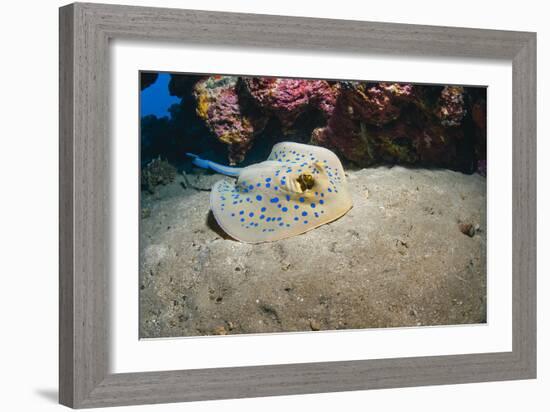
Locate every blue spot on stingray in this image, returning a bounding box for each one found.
[302,211,308,217]
[277,217,282,221]
[240,218,245,222]
[260,215,265,219]
[248,185,254,190]
[321,193,325,197]
[270,197,279,203]
[249,212,254,217]
[265,183,271,188]
[299,197,305,202]
[285,195,291,201]
[282,207,288,212]
[239,211,244,215]
[279,223,284,227]
[294,205,299,209]
[319,199,325,204]
[266,217,271,222]
[274,186,279,191]
[304,220,309,224]
[311,203,316,208]
[243,189,249,193]
[261,207,266,212]
[294,217,299,221]
[256,195,263,201]
[256,183,261,187]
[328,188,333,192]
[266,177,272,182]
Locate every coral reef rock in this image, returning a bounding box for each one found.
[311,82,418,166]
[141,157,177,194]
[187,76,486,174]
[312,82,479,172]
[193,76,268,165]
[436,86,466,127]
[342,82,415,126]
[242,77,338,130]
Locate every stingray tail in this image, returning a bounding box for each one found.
[186,153,242,177]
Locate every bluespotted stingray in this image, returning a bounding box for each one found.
[188,142,353,243]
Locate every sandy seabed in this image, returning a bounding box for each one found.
[139,167,486,338]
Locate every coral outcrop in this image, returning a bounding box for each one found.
[143,72,487,174]
[193,76,267,164]
[312,82,480,172]
[141,157,177,193]
[436,86,466,127]
[311,82,417,165]
[241,77,338,130]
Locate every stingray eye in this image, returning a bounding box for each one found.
[297,173,315,191]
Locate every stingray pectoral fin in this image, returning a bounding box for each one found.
[186,153,243,177]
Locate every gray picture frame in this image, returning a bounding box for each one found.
[59,2,537,408]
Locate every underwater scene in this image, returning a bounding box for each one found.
[139,72,487,338]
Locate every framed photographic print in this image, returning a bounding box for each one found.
[59,2,536,408]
